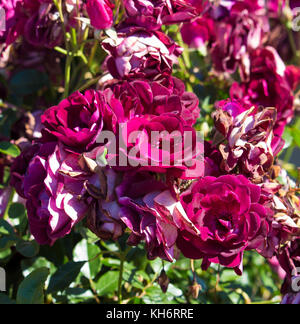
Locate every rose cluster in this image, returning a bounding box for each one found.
[1,0,299,303]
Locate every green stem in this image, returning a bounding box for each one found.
[71,28,78,49]
[3,188,15,220]
[54,46,68,55]
[63,53,72,99]
[88,40,99,70]
[118,254,125,304]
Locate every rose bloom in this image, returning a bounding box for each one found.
[108,76,200,126]
[41,89,124,153]
[123,0,202,30]
[281,291,300,304]
[210,1,268,74]
[212,99,284,181]
[278,239,300,303]
[209,0,265,19]
[0,0,24,47]
[118,113,202,179]
[11,142,94,245]
[80,147,126,242]
[177,175,270,275]
[116,171,179,261]
[1,0,80,50]
[203,141,223,177]
[23,0,64,48]
[231,47,296,138]
[181,16,215,52]
[102,27,183,80]
[86,0,114,30]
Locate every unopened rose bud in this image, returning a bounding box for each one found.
[158,269,170,293]
[189,282,202,299]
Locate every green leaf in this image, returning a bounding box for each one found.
[95,271,119,296]
[0,219,14,236]
[16,268,49,304]
[0,142,20,157]
[87,244,101,279]
[73,240,101,279]
[282,128,293,149]
[39,240,65,267]
[47,261,85,294]
[0,219,18,251]
[8,203,26,219]
[0,236,16,251]
[16,240,40,258]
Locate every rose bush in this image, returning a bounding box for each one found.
[0,0,299,305]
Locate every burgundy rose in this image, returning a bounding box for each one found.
[181,16,215,51]
[257,178,300,259]
[23,0,64,48]
[203,141,223,177]
[102,27,183,80]
[230,47,295,138]
[0,0,80,50]
[41,89,124,153]
[13,142,93,245]
[278,238,300,303]
[209,0,265,20]
[177,175,270,275]
[281,292,300,304]
[212,99,282,182]
[108,76,200,126]
[116,171,179,261]
[10,144,41,198]
[118,113,203,179]
[0,0,24,48]
[86,0,114,30]
[78,148,126,241]
[210,2,268,74]
[123,0,201,30]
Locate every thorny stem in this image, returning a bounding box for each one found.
[191,259,196,283]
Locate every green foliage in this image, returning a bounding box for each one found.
[0,142,20,157]
[47,262,85,294]
[16,268,49,304]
